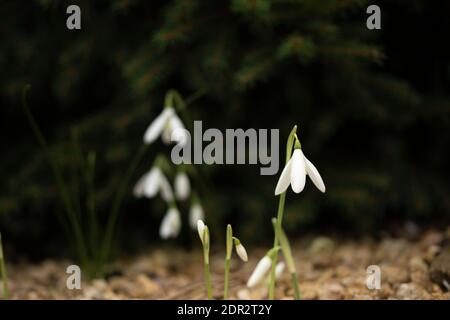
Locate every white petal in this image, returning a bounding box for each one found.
[275,262,285,279]
[247,256,272,288]
[170,115,189,146]
[143,107,174,144]
[159,208,181,239]
[142,168,161,198]
[197,220,205,242]
[175,172,191,200]
[161,122,172,144]
[236,243,248,262]
[190,203,204,229]
[274,158,293,195]
[171,127,189,146]
[290,149,306,193]
[304,155,326,193]
[133,172,149,198]
[158,172,174,202]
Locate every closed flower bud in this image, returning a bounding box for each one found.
[235,243,248,262]
[159,207,181,239]
[175,171,190,200]
[247,256,272,288]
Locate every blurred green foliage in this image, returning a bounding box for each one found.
[0,0,449,258]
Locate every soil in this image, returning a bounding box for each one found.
[2,229,450,300]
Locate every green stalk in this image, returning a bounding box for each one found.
[202,226,213,299]
[21,86,89,271]
[290,272,301,300]
[278,223,301,300]
[223,224,232,300]
[85,152,99,261]
[0,233,9,300]
[204,262,213,300]
[268,125,297,300]
[71,128,100,264]
[99,143,149,273]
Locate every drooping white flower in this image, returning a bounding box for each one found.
[197,219,206,242]
[159,207,181,239]
[274,148,325,195]
[144,107,175,144]
[235,243,248,262]
[158,171,174,202]
[143,107,188,145]
[133,167,174,202]
[275,261,285,279]
[265,261,286,285]
[175,171,190,200]
[189,203,204,229]
[247,256,272,288]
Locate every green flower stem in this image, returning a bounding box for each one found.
[278,224,300,300]
[99,143,149,274]
[291,272,301,300]
[21,86,89,271]
[268,125,297,300]
[268,193,286,299]
[0,233,9,300]
[223,258,231,300]
[223,224,232,300]
[204,261,213,300]
[202,226,213,300]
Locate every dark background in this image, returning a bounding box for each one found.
[0,0,449,261]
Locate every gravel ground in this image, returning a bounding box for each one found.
[2,229,450,300]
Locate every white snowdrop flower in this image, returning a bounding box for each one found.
[133,167,161,198]
[158,171,174,202]
[166,115,189,146]
[171,126,189,145]
[275,262,285,279]
[144,107,175,144]
[133,171,152,198]
[174,171,190,200]
[133,167,174,202]
[247,256,272,288]
[235,243,248,262]
[274,148,325,195]
[189,202,204,229]
[159,207,181,239]
[197,219,206,242]
[143,107,188,145]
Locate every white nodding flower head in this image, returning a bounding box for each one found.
[275,262,285,279]
[143,107,188,146]
[159,207,181,239]
[274,148,325,195]
[189,202,204,229]
[197,219,206,242]
[158,171,174,202]
[175,171,190,201]
[144,107,174,144]
[133,167,174,202]
[235,243,248,262]
[246,256,272,288]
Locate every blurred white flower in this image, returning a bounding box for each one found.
[197,219,206,242]
[275,261,285,279]
[235,243,248,262]
[133,167,174,202]
[274,148,325,195]
[144,107,188,145]
[175,171,190,200]
[159,207,181,239]
[189,202,204,229]
[265,261,285,285]
[247,256,272,288]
